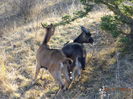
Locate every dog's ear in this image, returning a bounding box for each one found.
[50,23,54,26]
[80,26,91,36]
[80,26,89,33]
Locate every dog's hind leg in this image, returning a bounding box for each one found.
[51,71,65,96]
[34,63,41,81]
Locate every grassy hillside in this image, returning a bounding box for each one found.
[0,0,133,99]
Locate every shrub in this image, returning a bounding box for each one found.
[119,36,130,43]
[100,15,121,38]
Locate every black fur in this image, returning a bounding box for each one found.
[62,26,94,72]
[62,43,86,71]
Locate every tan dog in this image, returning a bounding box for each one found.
[34,24,72,91]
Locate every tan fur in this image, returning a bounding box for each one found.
[35,24,71,90]
[72,57,82,80]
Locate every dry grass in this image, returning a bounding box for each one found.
[0,0,133,99]
[0,55,17,98]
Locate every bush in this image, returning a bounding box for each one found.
[100,15,121,38]
[119,36,130,43]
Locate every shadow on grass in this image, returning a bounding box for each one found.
[43,46,132,98]
[16,80,39,97]
[41,51,117,99]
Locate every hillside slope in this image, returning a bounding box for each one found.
[0,0,133,99]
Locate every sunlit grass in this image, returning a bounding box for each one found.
[0,56,16,94]
[0,0,132,98]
